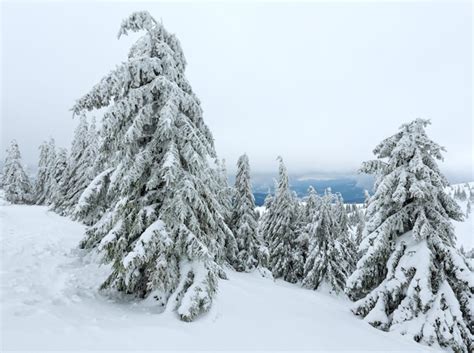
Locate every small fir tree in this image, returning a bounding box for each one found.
[230,154,267,272]
[54,115,97,215]
[2,140,32,204]
[35,138,56,205]
[302,190,355,292]
[263,157,300,283]
[50,147,68,206]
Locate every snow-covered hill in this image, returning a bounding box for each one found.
[0,199,432,351]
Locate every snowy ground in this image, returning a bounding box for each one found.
[0,197,461,351]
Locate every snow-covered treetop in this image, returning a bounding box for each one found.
[276,156,290,196]
[6,140,20,158]
[361,119,446,190]
[235,154,255,205]
[118,11,157,38]
[73,11,189,114]
[360,119,463,244]
[72,11,213,172]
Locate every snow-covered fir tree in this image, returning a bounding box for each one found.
[75,11,236,321]
[294,186,320,274]
[53,115,97,215]
[349,204,363,227]
[303,186,320,221]
[354,209,365,248]
[458,188,467,201]
[346,119,473,352]
[258,187,274,238]
[50,147,68,206]
[2,140,32,204]
[214,158,238,267]
[215,159,233,223]
[230,154,268,272]
[34,140,50,204]
[263,157,301,283]
[302,190,356,293]
[35,138,56,205]
[333,193,357,271]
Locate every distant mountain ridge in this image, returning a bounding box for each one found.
[251,175,474,206]
[251,175,371,206]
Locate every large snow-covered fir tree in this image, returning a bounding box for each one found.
[346,119,473,352]
[75,11,236,321]
[263,157,301,283]
[53,115,97,215]
[230,154,268,271]
[302,190,355,293]
[2,140,32,204]
[35,138,56,205]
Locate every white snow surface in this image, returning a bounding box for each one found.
[1,196,439,351]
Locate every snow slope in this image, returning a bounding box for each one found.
[1,199,436,351]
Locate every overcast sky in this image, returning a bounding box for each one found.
[1,1,472,179]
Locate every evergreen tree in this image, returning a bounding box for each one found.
[54,115,97,215]
[35,140,50,204]
[216,158,233,223]
[302,186,320,223]
[264,157,300,283]
[2,140,32,204]
[302,190,355,292]
[214,158,238,267]
[50,147,68,206]
[354,208,365,248]
[346,119,473,352]
[333,193,357,272]
[230,154,267,272]
[75,11,235,321]
[35,138,56,205]
[294,186,320,277]
[259,187,274,242]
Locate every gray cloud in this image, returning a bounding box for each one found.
[1,1,472,180]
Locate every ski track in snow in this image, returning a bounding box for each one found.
[1,201,438,351]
